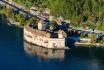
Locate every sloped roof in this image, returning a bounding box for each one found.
[25,26,51,37]
[38,20,45,24]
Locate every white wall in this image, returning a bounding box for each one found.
[48,38,65,48]
[24,28,65,49]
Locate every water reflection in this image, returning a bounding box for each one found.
[24,41,65,60]
[1,13,104,70]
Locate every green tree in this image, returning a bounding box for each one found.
[1,8,13,18]
[9,0,104,31]
[50,20,57,30]
[25,17,37,25]
[89,34,97,44]
[15,14,26,26]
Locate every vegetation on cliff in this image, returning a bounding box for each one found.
[12,0,104,31]
[0,6,37,26]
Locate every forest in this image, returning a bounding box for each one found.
[11,0,104,31]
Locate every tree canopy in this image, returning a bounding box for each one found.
[8,0,104,30]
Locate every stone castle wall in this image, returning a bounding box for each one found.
[24,26,66,49]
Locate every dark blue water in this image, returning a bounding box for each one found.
[0,14,104,70]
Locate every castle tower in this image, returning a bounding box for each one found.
[58,30,67,38]
[38,20,45,30]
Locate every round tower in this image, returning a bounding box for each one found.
[38,20,45,30]
[58,30,67,38]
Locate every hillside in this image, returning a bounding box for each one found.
[12,0,104,31]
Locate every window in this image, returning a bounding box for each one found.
[44,40,48,43]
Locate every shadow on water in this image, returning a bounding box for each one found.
[0,14,23,42]
[0,13,24,53]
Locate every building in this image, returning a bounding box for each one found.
[58,30,67,38]
[24,20,67,49]
[38,20,46,30]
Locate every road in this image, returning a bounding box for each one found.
[0,0,47,20]
[0,0,104,35]
[72,27,104,35]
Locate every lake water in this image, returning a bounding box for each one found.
[0,14,104,70]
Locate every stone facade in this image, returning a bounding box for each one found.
[24,26,66,49]
[58,30,67,38]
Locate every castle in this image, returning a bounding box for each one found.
[24,19,68,49]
